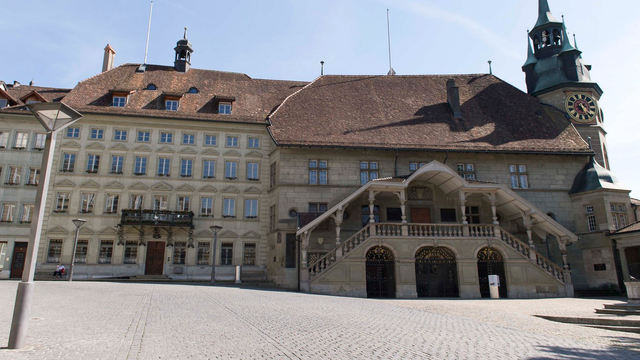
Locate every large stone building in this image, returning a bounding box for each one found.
[0,0,636,298]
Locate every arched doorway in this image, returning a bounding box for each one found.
[366,246,395,298]
[415,247,459,297]
[477,247,507,298]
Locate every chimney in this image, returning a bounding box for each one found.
[102,44,116,73]
[446,79,462,119]
[13,81,20,87]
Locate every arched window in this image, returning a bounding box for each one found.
[146,83,157,90]
[188,87,199,94]
[553,29,561,45]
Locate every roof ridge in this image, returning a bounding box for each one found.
[267,75,323,124]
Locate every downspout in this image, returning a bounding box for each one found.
[443,151,449,164]
[394,149,399,177]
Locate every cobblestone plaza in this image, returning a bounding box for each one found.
[1,281,639,359]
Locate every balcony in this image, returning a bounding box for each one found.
[120,209,194,227]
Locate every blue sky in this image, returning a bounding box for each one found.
[3,0,639,196]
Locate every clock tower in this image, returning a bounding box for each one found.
[522,0,609,168]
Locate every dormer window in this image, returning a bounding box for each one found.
[166,100,179,111]
[146,83,157,90]
[188,87,199,94]
[0,99,7,108]
[26,100,40,104]
[218,102,232,115]
[112,96,127,107]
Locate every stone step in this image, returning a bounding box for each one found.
[603,303,640,311]
[584,325,640,334]
[535,315,640,327]
[595,308,640,316]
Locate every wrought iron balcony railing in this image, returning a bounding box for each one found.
[120,209,194,227]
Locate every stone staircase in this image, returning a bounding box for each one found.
[595,303,640,316]
[307,222,567,285]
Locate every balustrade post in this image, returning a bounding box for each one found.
[368,190,377,224]
[333,208,343,246]
[459,191,468,225]
[488,192,499,225]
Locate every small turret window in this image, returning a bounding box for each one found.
[188,87,199,94]
[146,84,157,90]
[553,29,561,45]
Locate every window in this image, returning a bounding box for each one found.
[111,155,124,174]
[309,160,328,184]
[247,162,259,180]
[309,203,328,213]
[219,102,232,115]
[188,87,199,94]
[247,137,260,148]
[158,157,171,176]
[586,205,597,232]
[86,154,100,173]
[221,243,233,265]
[611,203,627,230]
[182,133,195,145]
[0,99,7,108]
[465,206,480,224]
[458,163,476,180]
[80,193,95,213]
[225,161,237,180]
[270,162,277,188]
[223,198,236,218]
[269,205,276,232]
[243,243,256,265]
[409,162,427,172]
[177,196,190,211]
[146,83,157,90]
[137,131,150,142]
[130,194,144,210]
[165,100,179,111]
[47,239,63,263]
[62,153,76,172]
[26,168,39,185]
[180,158,193,177]
[33,133,46,150]
[0,132,9,147]
[362,205,380,226]
[1,204,15,222]
[226,136,238,147]
[7,166,21,184]
[440,208,457,222]
[245,199,258,219]
[74,240,88,263]
[90,128,104,140]
[360,161,379,185]
[134,156,147,175]
[105,194,120,213]
[124,241,137,264]
[66,127,80,138]
[154,195,168,210]
[99,240,113,264]
[55,192,70,212]
[509,165,529,189]
[203,160,215,178]
[112,96,127,107]
[20,204,34,223]
[197,242,210,265]
[204,134,217,146]
[173,242,186,264]
[160,132,173,143]
[14,132,28,149]
[201,197,213,217]
[114,130,128,141]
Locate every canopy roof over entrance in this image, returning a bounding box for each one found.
[296,161,577,242]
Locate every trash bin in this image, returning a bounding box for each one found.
[488,274,500,299]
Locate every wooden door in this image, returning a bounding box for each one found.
[10,242,28,279]
[145,241,165,275]
[410,208,431,223]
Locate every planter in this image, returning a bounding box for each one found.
[625,281,640,303]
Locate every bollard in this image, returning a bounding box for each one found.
[235,265,241,284]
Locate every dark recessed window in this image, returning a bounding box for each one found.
[188,87,199,94]
[146,84,157,90]
[440,208,457,222]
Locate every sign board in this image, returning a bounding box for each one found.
[488,274,500,287]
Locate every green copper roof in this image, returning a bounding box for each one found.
[523,32,537,68]
[560,21,580,54]
[533,0,562,30]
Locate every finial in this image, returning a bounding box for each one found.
[587,136,592,150]
[320,61,324,76]
[573,33,578,49]
[561,14,564,23]
[488,60,492,75]
[183,27,187,39]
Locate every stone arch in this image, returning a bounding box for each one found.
[477,247,508,298]
[414,246,459,297]
[365,245,395,298]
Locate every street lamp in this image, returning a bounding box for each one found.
[209,225,223,285]
[69,219,87,282]
[8,102,83,349]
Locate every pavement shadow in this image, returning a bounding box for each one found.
[529,338,640,359]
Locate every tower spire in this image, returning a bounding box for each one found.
[523,31,537,68]
[560,19,579,54]
[533,0,562,31]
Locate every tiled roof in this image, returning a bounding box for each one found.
[610,221,640,235]
[0,85,71,114]
[268,74,592,154]
[62,64,308,124]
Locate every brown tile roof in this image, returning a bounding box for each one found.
[610,220,640,235]
[268,74,592,154]
[0,85,71,114]
[62,64,308,124]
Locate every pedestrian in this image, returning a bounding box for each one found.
[53,263,66,278]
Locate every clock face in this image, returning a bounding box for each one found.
[565,92,598,123]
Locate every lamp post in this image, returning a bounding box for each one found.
[8,103,83,349]
[69,219,87,282]
[209,225,222,285]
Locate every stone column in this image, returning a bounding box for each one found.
[368,190,378,224]
[488,192,499,225]
[333,208,344,258]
